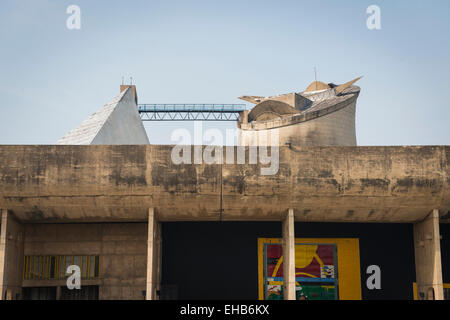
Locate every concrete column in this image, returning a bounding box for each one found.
[413,209,443,300]
[0,209,24,300]
[146,208,162,300]
[239,110,249,124]
[282,208,296,300]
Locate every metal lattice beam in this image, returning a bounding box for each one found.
[138,104,246,121]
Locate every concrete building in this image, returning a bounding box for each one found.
[238,77,361,147]
[0,84,449,300]
[57,86,149,145]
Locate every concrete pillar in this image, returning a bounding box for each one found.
[282,208,296,300]
[146,208,162,300]
[413,209,443,300]
[239,110,249,124]
[0,209,24,300]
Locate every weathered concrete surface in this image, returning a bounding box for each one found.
[239,98,357,146]
[0,145,448,223]
[0,210,24,300]
[282,209,295,300]
[146,208,161,300]
[22,223,147,300]
[238,86,359,147]
[413,209,443,300]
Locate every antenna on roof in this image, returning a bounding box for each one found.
[121,76,124,85]
[130,77,133,85]
[314,67,318,91]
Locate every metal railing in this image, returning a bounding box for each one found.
[137,104,247,121]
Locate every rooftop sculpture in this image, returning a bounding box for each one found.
[238,77,363,147]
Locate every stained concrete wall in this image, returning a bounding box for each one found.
[0,145,448,223]
[22,223,147,300]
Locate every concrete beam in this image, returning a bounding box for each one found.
[282,209,295,300]
[0,145,449,223]
[0,209,24,300]
[146,208,161,300]
[413,209,444,300]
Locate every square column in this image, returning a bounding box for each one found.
[413,209,443,300]
[0,209,24,300]
[146,208,162,300]
[282,208,296,300]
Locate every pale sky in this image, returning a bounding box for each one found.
[0,0,449,145]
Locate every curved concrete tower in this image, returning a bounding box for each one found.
[238,77,361,147]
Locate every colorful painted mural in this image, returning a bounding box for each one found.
[263,243,338,300]
[258,238,362,300]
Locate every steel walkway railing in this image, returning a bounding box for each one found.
[138,104,247,121]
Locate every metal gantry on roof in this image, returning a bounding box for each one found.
[138,104,247,121]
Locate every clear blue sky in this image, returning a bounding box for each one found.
[0,0,449,145]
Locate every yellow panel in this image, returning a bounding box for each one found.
[87,256,91,279]
[27,256,31,280]
[413,282,417,300]
[39,256,42,279]
[32,256,35,280]
[258,238,362,300]
[22,256,26,280]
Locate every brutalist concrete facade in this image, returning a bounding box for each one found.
[0,84,449,300]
